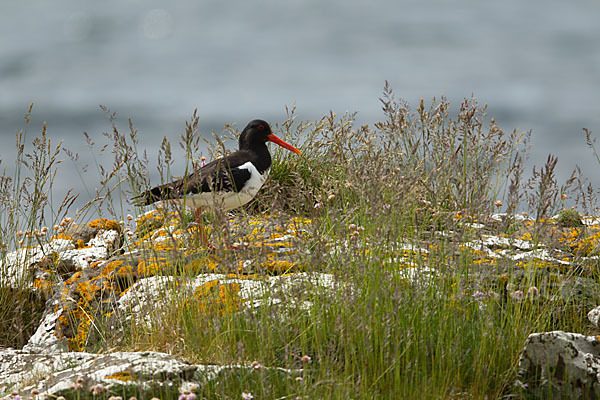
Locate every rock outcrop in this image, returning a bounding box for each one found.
[0,349,300,398]
[0,211,319,397]
[517,331,600,399]
[4,210,600,397]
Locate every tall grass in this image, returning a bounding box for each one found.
[1,88,597,398]
[0,104,78,348]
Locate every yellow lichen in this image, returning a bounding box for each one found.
[100,260,126,277]
[33,278,54,297]
[184,257,219,274]
[191,280,245,316]
[70,318,91,351]
[135,209,177,234]
[104,371,135,381]
[153,240,177,251]
[88,218,122,232]
[116,264,136,278]
[52,233,74,241]
[558,226,600,256]
[77,280,100,302]
[520,232,532,241]
[137,258,169,276]
[59,297,94,351]
[65,271,82,285]
[263,258,296,273]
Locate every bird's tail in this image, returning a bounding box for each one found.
[131,187,166,207]
[130,191,151,207]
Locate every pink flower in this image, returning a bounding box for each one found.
[178,392,196,400]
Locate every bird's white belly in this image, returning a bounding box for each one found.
[179,163,269,212]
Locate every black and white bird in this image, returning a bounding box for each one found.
[132,119,301,246]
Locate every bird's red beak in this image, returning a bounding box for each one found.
[267,134,302,155]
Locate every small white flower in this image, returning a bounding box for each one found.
[527,286,539,298]
[510,290,524,301]
[251,361,262,370]
[471,290,489,301]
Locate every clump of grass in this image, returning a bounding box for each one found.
[255,84,532,253]
[557,208,584,227]
[0,104,78,348]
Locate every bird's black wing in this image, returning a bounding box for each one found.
[200,160,252,193]
[131,152,252,206]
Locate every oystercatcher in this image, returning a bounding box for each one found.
[132,119,301,246]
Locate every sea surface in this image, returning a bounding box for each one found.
[1,0,599,218]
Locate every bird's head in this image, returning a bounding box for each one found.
[240,119,302,154]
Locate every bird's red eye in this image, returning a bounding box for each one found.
[257,124,265,131]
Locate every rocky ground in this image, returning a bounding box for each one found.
[2,209,600,398]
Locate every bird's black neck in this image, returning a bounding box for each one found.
[242,142,271,174]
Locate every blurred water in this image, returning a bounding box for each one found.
[1,0,599,217]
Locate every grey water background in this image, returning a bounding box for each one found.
[1,0,599,218]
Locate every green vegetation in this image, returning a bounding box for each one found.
[2,86,600,398]
[557,208,584,227]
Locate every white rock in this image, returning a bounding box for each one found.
[481,234,533,250]
[0,239,74,286]
[0,349,230,397]
[117,272,338,327]
[582,216,600,226]
[491,213,532,222]
[464,222,485,229]
[589,306,600,328]
[511,248,570,265]
[22,300,67,354]
[0,229,122,288]
[517,331,600,397]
